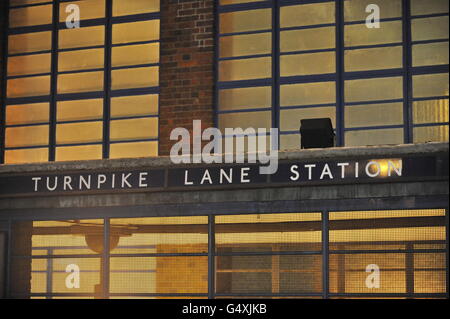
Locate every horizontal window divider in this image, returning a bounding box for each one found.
[111,63,160,71]
[110,253,208,258]
[111,87,159,97]
[111,12,160,24]
[9,2,53,9]
[215,251,323,256]
[112,39,160,47]
[218,53,272,61]
[8,24,53,35]
[58,68,105,75]
[214,293,324,297]
[8,50,52,57]
[410,12,450,20]
[413,122,449,128]
[218,79,273,89]
[56,118,103,125]
[109,138,158,145]
[344,16,402,26]
[218,1,272,13]
[329,249,447,254]
[60,0,82,3]
[108,293,208,297]
[345,98,404,106]
[280,23,336,32]
[412,38,449,45]
[344,42,403,51]
[12,254,102,259]
[110,114,159,121]
[280,103,336,110]
[4,145,49,151]
[7,72,51,80]
[280,0,341,6]
[280,48,336,56]
[57,91,104,101]
[57,18,106,29]
[411,64,449,75]
[58,45,105,53]
[219,29,272,38]
[218,107,272,114]
[412,95,449,102]
[344,124,404,131]
[25,293,97,298]
[5,122,50,128]
[56,142,103,148]
[344,68,405,80]
[6,96,51,105]
[280,73,336,84]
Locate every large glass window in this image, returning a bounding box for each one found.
[2,0,160,164]
[6,209,447,299]
[217,0,449,149]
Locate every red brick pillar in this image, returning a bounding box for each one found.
[159,0,215,156]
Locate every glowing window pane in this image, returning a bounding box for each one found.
[57,99,104,122]
[281,2,335,28]
[56,122,103,144]
[220,33,271,58]
[281,107,336,131]
[345,128,404,146]
[345,21,402,47]
[411,0,449,15]
[5,125,49,148]
[113,0,159,16]
[111,67,159,90]
[7,53,51,76]
[7,76,50,98]
[4,148,48,164]
[413,99,449,124]
[281,27,335,52]
[413,73,449,98]
[345,103,403,128]
[110,141,158,159]
[414,125,449,143]
[345,46,403,72]
[57,71,104,94]
[58,48,104,72]
[345,77,403,103]
[344,0,402,21]
[56,145,103,161]
[412,16,449,41]
[6,103,49,125]
[281,82,336,107]
[219,57,271,81]
[112,43,159,67]
[218,111,271,130]
[219,87,271,111]
[111,94,158,118]
[59,26,105,49]
[112,20,159,44]
[281,52,336,76]
[220,9,271,34]
[8,32,52,55]
[59,0,105,22]
[9,5,52,28]
[412,42,449,67]
[110,118,158,141]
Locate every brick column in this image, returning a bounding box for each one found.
[159,0,215,155]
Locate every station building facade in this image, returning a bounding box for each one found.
[0,0,448,299]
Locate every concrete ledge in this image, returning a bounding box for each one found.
[0,142,448,174]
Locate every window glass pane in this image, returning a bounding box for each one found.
[345,46,403,72]
[220,33,271,58]
[344,0,402,21]
[58,71,104,94]
[5,125,49,148]
[112,43,159,67]
[9,5,52,28]
[8,32,52,54]
[280,2,335,28]
[6,103,49,125]
[345,77,403,103]
[58,48,104,72]
[10,0,50,5]
[345,21,402,47]
[281,27,335,52]
[412,42,449,67]
[59,26,105,49]
[411,16,449,41]
[220,9,271,34]
[281,52,335,76]
[413,99,449,124]
[111,94,158,118]
[110,141,158,159]
[7,75,50,98]
[5,148,48,164]
[219,87,271,111]
[413,125,449,143]
[110,118,158,141]
[281,82,336,107]
[111,67,159,90]
[113,0,159,16]
[220,0,263,4]
[56,122,103,144]
[56,145,103,161]
[411,0,449,15]
[413,73,449,98]
[57,99,104,122]
[112,20,159,44]
[7,53,51,76]
[59,0,105,22]
[345,128,404,146]
[219,111,271,130]
[219,57,271,81]
[345,103,403,128]
[280,134,300,151]
[281,107,336,131]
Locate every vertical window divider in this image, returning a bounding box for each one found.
[402,0,413,143]
[446,208,449,298]
[103,0,113,159]
[273,0,280,147]
[102,218,110,299]
[49,0,60,162]
[0,0,9,164]
[335,0,345,147]
[208,215,216,299]
[322,210,329,299]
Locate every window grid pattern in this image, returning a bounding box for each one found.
[216,0,449,150]
[1,0,160,164]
